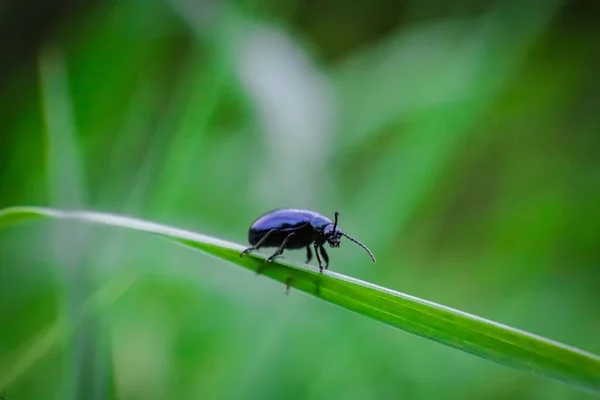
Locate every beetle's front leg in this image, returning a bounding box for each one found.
[318,244,329,270]
[314,243,323,273]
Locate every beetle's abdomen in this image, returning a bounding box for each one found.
[249,226,312,249]
[246,208,322,249]
[250,209,317,231]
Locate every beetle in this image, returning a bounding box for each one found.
[239,208,376,272]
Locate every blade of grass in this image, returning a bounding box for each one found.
[1,206,599,394]
[0,272,138,390]
[39,44,99,400]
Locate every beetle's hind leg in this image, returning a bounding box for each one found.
[305,246,313,264]
[240,229,276,257]
[266,232,296,263]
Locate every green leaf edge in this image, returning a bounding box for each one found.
[1,206,599,394]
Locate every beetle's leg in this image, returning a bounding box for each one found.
[318,245,329,270]
[266,232,295,263]
[314,243,323,273]
[240,229,276,257]
[285,277,293,295]
[305,246,313,264]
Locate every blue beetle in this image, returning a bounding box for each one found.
[239,208,376,272]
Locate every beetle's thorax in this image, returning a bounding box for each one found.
[309,215,343,247]
[309,215,332,231]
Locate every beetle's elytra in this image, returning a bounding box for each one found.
[239,208,376,272]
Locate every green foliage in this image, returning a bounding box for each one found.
[1,206,599,395]
[2,0,600,399]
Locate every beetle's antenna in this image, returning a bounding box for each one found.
[333,211,340,232]
[341,233,376,263]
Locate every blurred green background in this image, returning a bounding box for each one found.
[1,0,599,399]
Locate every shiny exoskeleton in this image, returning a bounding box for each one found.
[239,208,376,272]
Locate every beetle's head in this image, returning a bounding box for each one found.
[324,226,342,247]
[323,212,342,247]
[323,212,377,263]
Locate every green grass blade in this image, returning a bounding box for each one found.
[1,206,599,394]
